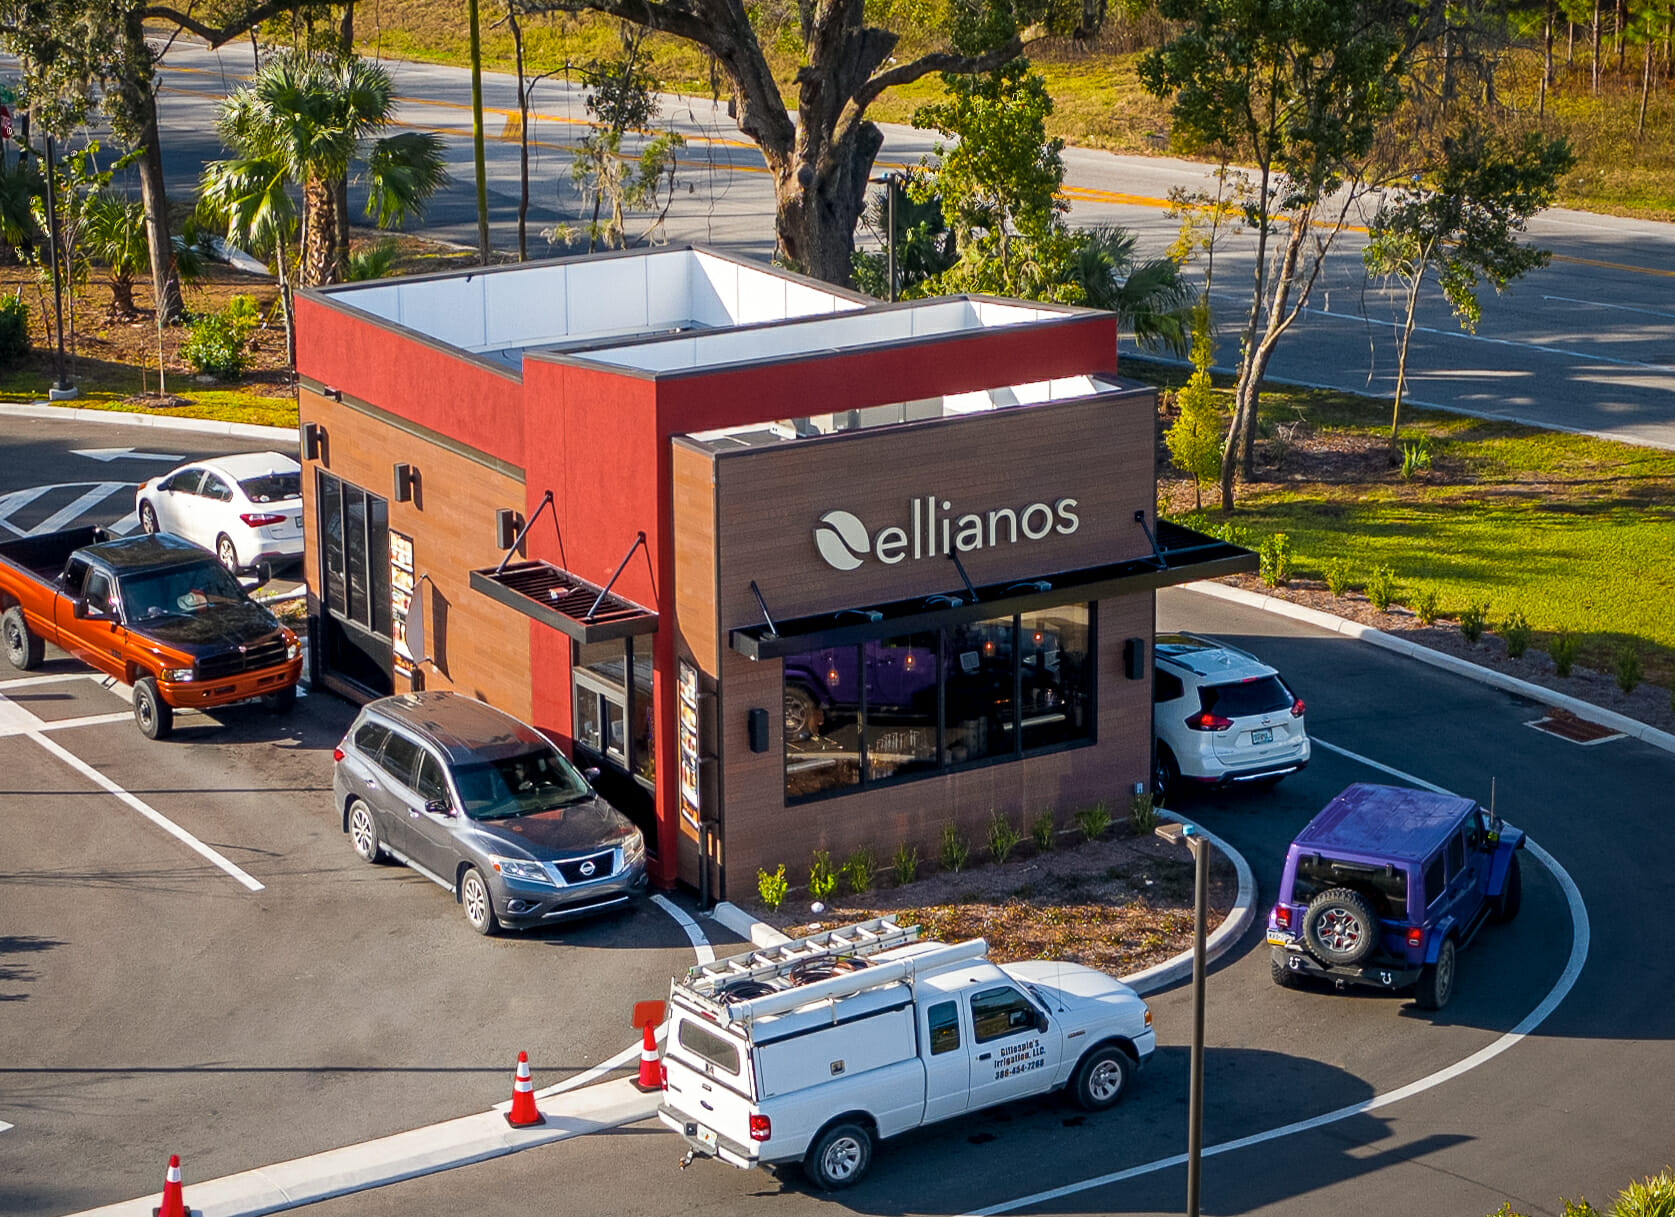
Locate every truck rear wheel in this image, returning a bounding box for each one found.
[804,1120,873,1190]
[1415,936,1457,1011]
[1072,1045,1133,1111]
[133,677,174,740]
[3,607,45,670]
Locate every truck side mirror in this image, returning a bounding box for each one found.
[1035,1011,1049,1033]
[71,599,86,619]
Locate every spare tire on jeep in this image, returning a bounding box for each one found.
[1302,887,1379,966]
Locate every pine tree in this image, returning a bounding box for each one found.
[1166,300,1226,511]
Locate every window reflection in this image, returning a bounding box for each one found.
[864,633,939,782]
[1019,606,1090,750]
[944,616,1016,766]
[783,646,862,799]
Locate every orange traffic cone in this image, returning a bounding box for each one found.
[634,1020,661,1092]
[153,1154,189,1217]
[506,1051,544,1128]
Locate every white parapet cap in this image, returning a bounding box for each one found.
[318,247,867,373]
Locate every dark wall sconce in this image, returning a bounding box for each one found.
[495,508,525,551]
[747,707,770,753]
[1124,637,1147,681]
[393,462,419,503]
[301,422,326,462]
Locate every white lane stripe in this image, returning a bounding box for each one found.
[1312,738,1454,793]
[28,483,129,536]
[652,893,716,965]
[26,731,265,892]
[965,741,1591,1217]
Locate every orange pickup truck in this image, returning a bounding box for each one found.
[0,527,303,739]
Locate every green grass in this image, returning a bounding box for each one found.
[0,365,297,429]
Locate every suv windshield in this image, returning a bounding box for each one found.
[240,473,301,503]
[123,562,248,620]
[1293,854,1408,919]
[1200,676,1293,718]
[452,747,593,819]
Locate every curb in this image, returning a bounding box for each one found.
[0,401,298,444]
[1186,580,1675,758]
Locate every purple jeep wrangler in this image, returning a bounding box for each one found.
[1267,783,1525,1010]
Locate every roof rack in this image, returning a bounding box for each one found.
[679,916,921,1002]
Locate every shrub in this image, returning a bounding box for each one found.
[840,846,877,894]
[1400,437,1432,479]
[1550,630,1579,677]
[225,293,261,333]
[1413,587,1440,626]
[986,811,1022,864]
[939,824,970,873]
[1129,792,1160,834]
[1366,565,1397,611]
[1030,810,1056,852]
[1074,802,1112,842]
[0,292,28,369]
[1258,532,1293,588]
[756,864,788,911]
[1615,643,1642,694]
[808,850,837,901]
[182,310,250,380]
[892,841,920,885]
[1323,557,1353,597]
[1459,601,1488,644]
[1212,521,1251,549]
[1500,610,1532,658]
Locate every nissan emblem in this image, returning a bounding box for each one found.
[579,859,597,877]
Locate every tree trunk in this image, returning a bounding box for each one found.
[301,175,340,286]
[1640,40,1653,135]
[1389,261,1428,459]
[275,234,295,368]
[767,119,883,284]
[1219,162,1277,511]
[509,10,529,261]
[110,13,184,323]
[1593,0,1602,93]
[333,178,350,281]
[1542,3,1554,119]
[109,273,137,320]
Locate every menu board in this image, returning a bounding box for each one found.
[678,660,701,827]
[390,530,417,676]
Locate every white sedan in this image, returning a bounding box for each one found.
[136,452,304,573]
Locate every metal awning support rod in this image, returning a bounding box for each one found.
[749,579,778,637]
[949,551,979,603]
[496,490,557,576]
[587,531,647,621]
[1135,509,1166,568]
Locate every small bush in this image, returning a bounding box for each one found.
[1258,532,1293,588]
[1212,520,1251,549]
[1074,802,1112,842]
[0,292,29,369]
[1366,565,1397,612]
[986,811,1022,864]
[840,846,877,895]
[1400,437,1433,479]
[182,310,250,380]
[224,293,261,333]
[1550,630,1579,677]
[1459,601,1488,644]
[1615,643,1642,694]
[1323,557,1353,597]
[1500,610,1532,658]
[1130,792,1160,834]
[1413,587,1440,626]
[756,864,788,911]
[939,824,970,873]
[1030,810,1056,852]
[808,850,837,901]
[892,841,920,885]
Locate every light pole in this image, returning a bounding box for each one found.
[1155,819,1208,1217]
[867,172,903,301]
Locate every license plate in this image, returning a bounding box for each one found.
[1251,727,1273,744]
[1266,934,1289,946]
[696,1124,718,1151]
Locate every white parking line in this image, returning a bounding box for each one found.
[964,739,1591,1216]
[652,893,717,965]
[27,483,131,536]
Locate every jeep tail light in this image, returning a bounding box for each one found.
[240,512,286,527]
[1185,711,1234,731]
[1272,904,1291,929]
[1407,926,1424,949]
[1290,697,1306,718]
[749,1114,772,1142]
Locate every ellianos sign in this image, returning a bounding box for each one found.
[814,495,1080,572]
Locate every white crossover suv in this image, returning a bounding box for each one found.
[1152,633,1309,804]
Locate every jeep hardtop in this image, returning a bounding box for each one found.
[1267,782,1524,1009]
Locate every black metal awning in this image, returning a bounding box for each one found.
[471,560,658,643]
[729,520,1256,660]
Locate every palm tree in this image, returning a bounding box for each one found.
[201,49,447,291]
[81,193,148,318]
[1068,225,1197,358]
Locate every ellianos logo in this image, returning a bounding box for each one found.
[813,495,1080,571]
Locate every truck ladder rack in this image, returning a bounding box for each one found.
[681,916,920,1000]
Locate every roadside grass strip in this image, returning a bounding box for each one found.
[964,737,1591,1217]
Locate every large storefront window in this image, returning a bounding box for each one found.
[316,471,393,696]
[574,637,655,787]
[784,605,1094,803]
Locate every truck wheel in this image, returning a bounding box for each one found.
[1415,936,1457,1010]
[804,1121,873,1190]
[1302,887,1378,966]
[263,686,297,714]
[1490,853,1523,923]
[3,607,45,670]
[1072,1044,1134,1111]
[133,677,174,740]
[1270,955,1300,989]
[460,867,498,936]
[347,799,385,864]
[784,684,819,740]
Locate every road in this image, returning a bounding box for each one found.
[0,416,727,1216]
[124,41,1675,450]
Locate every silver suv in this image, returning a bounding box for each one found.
[1152,633,1309,804]
[333,691,647,935]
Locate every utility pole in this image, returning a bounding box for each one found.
[468,0,491,264]
[1156,819,1208,1217]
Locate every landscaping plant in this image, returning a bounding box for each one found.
[1030,810,1057,852]
[0,292,27,368]
[181,308,252,381]
[1323,557,1353,597]
[756,864,788,911]
[808,850,837,900]
[1459,601,1488,644]
[1400,437,1433,479]
[841,846,877,895]
[986,811,1022,863]
[1258,531,1293,587]
[939,824,971,873]
[1500,610,1532,658]
[892,841,920,885]
[1413,587,1440,626]
[1550,630,1579,677]
[1074,802,1112,842]
[1366,565,1397,611]
[1615,643,1642,694]
[1129,792,1160,833]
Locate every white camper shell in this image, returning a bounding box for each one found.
[657,917,1155,1190]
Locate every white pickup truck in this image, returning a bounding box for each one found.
[657,917,1155,1189]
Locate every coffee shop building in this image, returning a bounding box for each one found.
[293,247,1252,898]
